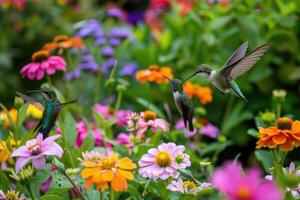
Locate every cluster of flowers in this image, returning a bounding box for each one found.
[183,81,213,105]
[136,65,173,84]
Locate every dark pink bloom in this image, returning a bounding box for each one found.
[136,111,170,135]
[200,124,220,139]
[20,50,66,80]
[212,161,283,200]
[75,120,103,147]
[11,134,63,173]
[116,110,132,126]
[116,132,143,148]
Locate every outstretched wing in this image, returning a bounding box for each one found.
[221,41,248,69]
[15,91,44,111]
[221,43,271,81]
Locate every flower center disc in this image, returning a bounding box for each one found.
[277,117,293,130]
[155,151,172,167]
[53,35,69,43]
[31,50,49,62]
[237,186,251,200]
[182,181,196,190]
[101,157,116,170]
[144,111,157,121]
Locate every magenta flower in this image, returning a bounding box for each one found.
[11,134,63,173]
[138,143,190,180]
[136,111,170,135]
[75,120,103,147]
[167,178,212,195]
[116,109,132,126]
[176,119,197,138]
[20,50,66,80]
[116,132,144,148]
[200,124,220,139]
[212,161,283,200]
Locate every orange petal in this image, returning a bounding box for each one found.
[281,142,293,151]
[85,177,94,189]
[102,170,114,181]
[117,169,134,180]
[81,161,97,167]
[81,168,99,179]
[92,171,103,183]
[272,134,286,144]
[97,181,108,191]
[118,158,137,170]
[292,121,300,132]
[111,174,128,192]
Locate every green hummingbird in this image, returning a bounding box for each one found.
[16,89,76,138]
[184,42,271,101]
[161,74,194,132]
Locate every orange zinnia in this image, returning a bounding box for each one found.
[81,153,137,192]
[0,108,18,127]
[43,35,85,52]
[256,117,300,151]
[183,81,212,104]
[136,65,173,84]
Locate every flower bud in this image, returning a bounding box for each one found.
[116,84,126,93]
[14,97,24,109]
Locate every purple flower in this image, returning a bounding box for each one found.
[76,19,103,38]
[64,69,81,80]
[116,132,143,148]
[11,134,63,173]
[127,11,145,25]
[78,50,99,72]
[95,37,106,45]
[119,62,138,76]
[200,124,220,139]
[109,27,132,40]
[101,46,114,57]
[107,7,126,21]
[109,38,121,47]
[102,58,116,75]
[167,178,212,194]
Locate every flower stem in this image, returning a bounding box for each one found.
[26,181,36,200]
[63,172,86,200]
[110,187,114,200]
[47,75,55,89]
[280,151,288,167]
[114,90,123,111]
[276,103,281,118]
[100,191,103,200]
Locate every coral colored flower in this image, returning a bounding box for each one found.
[167,178,212,194]
[116,132,144,148]
[138,143,190,180]
[136,65,173,84]
[212,161,283,200]
[26,104,43,119]
[0,108,18,127]
[0,190,26,200]
[183,81,213,104]
[136,111,170,134]
[80,153,136,192]
[20,50,66,80]
[75,121,103,147]
[43,35,85,52]
[11,134,63,172]
[256,117,300,151]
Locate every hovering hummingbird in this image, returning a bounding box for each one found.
[183,42,272,101]
[161,74,194,132]
[16,89,76,138]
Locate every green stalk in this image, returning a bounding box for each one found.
[47,75,55,89]
[26,181,36,200]
[276,103,281,118]
[100,191,103,200]
[114,91,123,111]
[110,187,114,200]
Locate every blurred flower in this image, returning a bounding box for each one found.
[64,69,81,80]
[167,178,212,194]
[109,27,132,41]
[259,112,276,123]
[0,108,18,127]
[138,143,190,180]
[116,110,133,126]
[11,134,63,172]
[175,0,194,16]
[75,121,103,148]
[126,112,143,132]
[0,190,26,200]
[0,139,18,169]
[101,46,114,57]
[116,132,144,148]
[81,153,136,192]
[76,19,103,39]
[136,111,170,134]
[176,119,197,137]
[183,81,213,104]
[136,65,173,84]
[77,50,99,72]
[212,161,282,200]
[200,124,220,139]
[272,89,287,102]
[102,58,117,75]
[256,117,300,151]
[79,151,102,163]
[0,0,26,10]
[119,62,138,76]
[107,6,126,21]
[127,11,145,25]
[43,35,85,52]
[20,50,66,80]
[40,177,52,193]
[26,104,42,119]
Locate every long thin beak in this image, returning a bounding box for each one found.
[59,99,77,106]
[26,89,51,93]
[182,72,197,83]
[159,73,171,82]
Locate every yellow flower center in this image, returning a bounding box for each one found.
[237,186,251,200]
[144,111,157,121]
[6,190,19,200]
[27,141,40,150]
[101,156,117,170]
[31,50,49,62]
[53,34,69,43]
[276,117,293,130]
[182,180,196,190]
[155,151,172,167]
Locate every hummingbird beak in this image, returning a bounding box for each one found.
[58,99,77,107]
[159,73,177,91]
[182,71,198,83]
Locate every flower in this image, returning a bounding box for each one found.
[75,19,103,39]
[101,46,114,57]
[0,139,18,169]
[0,190,26,200]
[0,108,18,127]
[183,81,213,104]
[212,161,283,200]
[26,104,43,119]
[20,50,66,80]
[136,111,170,134]
[175,0,194,16]
[136,65,173,84]
[116,132,144,148]
[272,89,287,102]
[116,110,132,126]
[119,62,138,76]
[43,35,85,52]
[75,121,103,147]
[256,117,300,151]
[200,124,220,139]
[138,143,190,180]
[11,134,63,172]
[80,153,136,192]
[77,50,99,72]
[176,118,197,138]
[167,178,212,194]
[107,6,126,21]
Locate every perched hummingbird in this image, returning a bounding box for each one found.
[161,74,194,132]
[16,89,76,138]
[184,41,271,101]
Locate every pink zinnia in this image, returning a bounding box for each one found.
[116,132,144,148]
[11,133,63,173]
[20,50,66,80]
[212,161,283,200]
[75,120,103,147]
[138,143,190,180]
[136,111,170,135]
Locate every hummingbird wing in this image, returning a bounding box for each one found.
[220,43,271,81]
[15,91,44,111]
[221,41,248,69]
[181,93,194,132]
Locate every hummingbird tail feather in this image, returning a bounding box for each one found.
[188,120,194,132]
[230,88,248,102]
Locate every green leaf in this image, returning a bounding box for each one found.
[40,195,64,200]
[51,171,73,189]
[63,112,77,147]
[247,128,259,138]
[254,150,273,172]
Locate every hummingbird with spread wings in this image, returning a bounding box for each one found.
[16,89,76,138]
[183,42,271,101]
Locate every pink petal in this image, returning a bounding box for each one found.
[36,69,45,80]
[32,156,46,170]
[28,63,40,73]
[42,143,63,157]
[11,146,30,157]
[46,67,56,75]
[15,157,30,173]
[42,134,61,147]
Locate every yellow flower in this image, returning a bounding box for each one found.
[0,139,19,166]
[81,153,137,192]
[26,104,43,119]
[0,108,18,127]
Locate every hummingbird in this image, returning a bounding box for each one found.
[183,41,272,101]
[16,89,76,138]
[161,74,194,132]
